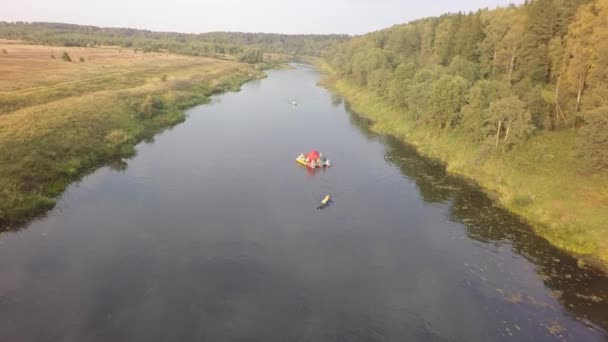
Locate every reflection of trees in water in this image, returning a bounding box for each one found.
[345,106,608,332]
[331,94,343,107]
[108,159,129,172]
[343,102,384,142]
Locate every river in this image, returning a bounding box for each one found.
[0,65,606,341]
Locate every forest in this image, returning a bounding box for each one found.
[0,21,349,59]
[327,0,607,170]
[325,0,607,265]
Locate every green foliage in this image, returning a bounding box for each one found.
[327,0,605,166]
[577,106,608,170]
[388,62,416,107]
[485,96,534,149]
[407,69,437,119]
[61,51,72,62]
[447,56,480,82]
[429,75,469,128]
[105,129,130,146]
[351,48,396,86]
[461,80,512,140]
[138,95,165,118]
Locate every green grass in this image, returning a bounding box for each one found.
[324,70,608,270]
[0,44,265,228]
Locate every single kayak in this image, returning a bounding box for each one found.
[318,194,331,209]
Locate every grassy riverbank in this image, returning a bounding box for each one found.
[322,68,608,270]
[0,40,264,228]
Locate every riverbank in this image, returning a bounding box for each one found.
[0,41,265,228]
[320,66,608,272]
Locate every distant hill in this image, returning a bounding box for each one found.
[0,21,350,58]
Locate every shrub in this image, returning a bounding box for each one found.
[79,57,85,62]
[138,95,165,118]
[161,74,168,82]
[61,51,72,62]
[105,129,130,146]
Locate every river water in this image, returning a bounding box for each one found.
[0,65,606,341]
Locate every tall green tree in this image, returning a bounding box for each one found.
[460,80,512,140]
[388,62,417,108]
[448,56,480,82]
[495,14,526,81]
[453,12,486,62]
[485,96,534,149]
[519,0,558,82]
[433,16,461,65]
[430,75,469,128]
[577,106,608,170]
[407,68,437,120]
[478,7,521,77]
[563,0,608,116]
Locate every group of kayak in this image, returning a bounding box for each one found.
[296,150,331,168]
[296,150,332,209]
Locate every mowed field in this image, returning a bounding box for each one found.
[0,39,248,113]
[0,40,262,227]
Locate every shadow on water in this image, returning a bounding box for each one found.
[343,98,608,332]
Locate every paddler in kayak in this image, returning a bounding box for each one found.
[317,194,331,209]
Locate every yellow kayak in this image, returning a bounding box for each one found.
[318,195,331,209]
[296,157,309,167]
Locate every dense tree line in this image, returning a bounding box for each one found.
[237,48,264,64]
[327,0,608,169]
[0,22,349,59]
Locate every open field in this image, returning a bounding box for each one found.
[322,69,608,270]
[0,40,263,227]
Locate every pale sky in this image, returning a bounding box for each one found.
[3,0,522,35]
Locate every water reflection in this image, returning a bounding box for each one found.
[345,103,608,332]
[331,94,343,107]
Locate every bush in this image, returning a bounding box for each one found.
[138,95,165,118]
[79,57,85,62]
[61,51,72,62]
[105,129,130,146]
[161,74,168,82]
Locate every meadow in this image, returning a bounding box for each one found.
[0,40,263,227]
